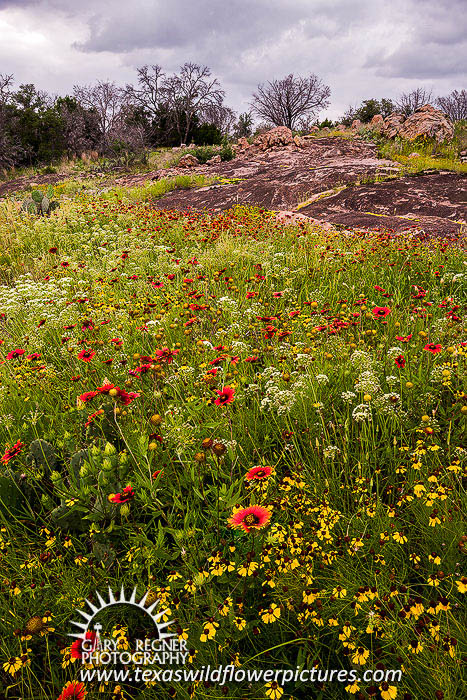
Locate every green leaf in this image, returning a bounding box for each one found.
[0,475,25,516]
[92,541,116,570]
[31,190,43,203]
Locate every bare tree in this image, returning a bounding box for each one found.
[125,65,167,120]
[73,81,124,149]
[108,103,149,164]
[251,73,331,130]
[57,96,101,156]
[436,90,467,122]
[0,73,14,103]
[164,62,225,144]
[395,87,433,117]
[198,103,236,136]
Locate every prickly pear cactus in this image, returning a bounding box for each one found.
[70,449,88,481]
[28,439,57,472]
[21,187,59,216]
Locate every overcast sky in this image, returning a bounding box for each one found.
[0,0,465,120]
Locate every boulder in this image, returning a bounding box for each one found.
[336,123,346,131]
[178,154,199,168]
[408,152,420,159]
[351,119,362,130]
[294,134,305,148]
[382,113,406,139]
[307,126,319,134]
[236,137,250,151]
[398,104,454,143]
[369,114,384,130]
[253,126,294,151]
[206,154,222,165]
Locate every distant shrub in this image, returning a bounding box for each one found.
[193,123,222,146]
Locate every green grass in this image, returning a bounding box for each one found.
[0,191,465,700]
[100,174,215,202]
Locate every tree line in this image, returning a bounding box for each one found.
[341,87,467,126]
[0,63,465,171]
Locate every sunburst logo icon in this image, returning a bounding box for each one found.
[69,586,175,641]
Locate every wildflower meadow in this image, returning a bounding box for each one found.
[0,187,465,700]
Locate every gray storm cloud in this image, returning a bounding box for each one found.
[0,0,464,120]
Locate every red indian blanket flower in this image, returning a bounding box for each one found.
[154,348,179,364]
[424,343,442,354]
[78,385,140,406]
[372,307,391,318]
[394,355,406,368]
[245,466,273,481]
[396,334,412,342]
[228,505,271,533]
[57,681,87,700]
[77,349,96,362]
[6,349,25,360]
[71,631,98,660]
[1,439,24,465]
[109,485,135,504]
[214,386,235,406]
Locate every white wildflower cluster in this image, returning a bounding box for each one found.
[261,367,282,382]
[0,274,69,318]
[341,391,357,403]
[243,383,260,397]
[387,347,405,360]
[440,272,465,284]
[350,350,374,370]
[217,296,239,312]
[177,365,196,379]
[315,374,329,385]
[231,340,249,353]
[373,393,401,415]
[430,364,450,384]
[323,445,341,459]
[352,403,372,423]
[260,386,296,415]
[165,421,196,452]
[386,375,398,385]
[430,317,449,337]
[356,370,381,395]
[295,353,314,366]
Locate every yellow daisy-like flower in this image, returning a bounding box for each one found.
[265,681,284,699]
[380,683,398,700]
[332,586,347,598]
[408,640,423,654]
[456,578,467,593]
[233,617,246,630]
[345,681,360,694]
[2,657,22,675]
[351,646,370,665]
[238,561,259,577]
[392,531,407,544]
[200,620,219,642]
[260,603,281,624]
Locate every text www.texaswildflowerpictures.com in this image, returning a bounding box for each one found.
[79,665,403,685]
